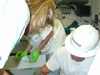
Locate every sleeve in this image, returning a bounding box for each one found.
[46,50,60,71]
[0,60,6,69]
[29,33,42,46]
[39,25,53,40]
[88,49,100,75]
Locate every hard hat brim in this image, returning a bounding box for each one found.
[65,33,100,57]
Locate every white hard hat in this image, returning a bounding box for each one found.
[65,25,100,57]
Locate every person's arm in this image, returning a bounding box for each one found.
[25,42,32,52]
[29,30,54,63]
[0,69,9,75]
[34,48,60,75]
[25,30,54,52]
[37,30,54,51]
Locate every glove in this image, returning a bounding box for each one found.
[29,49,40,63]
[15,51,28,60]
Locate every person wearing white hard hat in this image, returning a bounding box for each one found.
[33,25,100,75]
[0,0,30,75]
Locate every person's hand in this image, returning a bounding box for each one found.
[15,51,28,59]
[34,69,43,75]
[29,49,40,63]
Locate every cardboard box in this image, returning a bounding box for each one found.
[4,55,46,75]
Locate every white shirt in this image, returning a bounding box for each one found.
[46,46,95,75]
[88,48,100,75]
[25,19,66,54]
[0,0,30,68]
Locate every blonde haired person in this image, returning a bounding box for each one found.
[15,0,66,75]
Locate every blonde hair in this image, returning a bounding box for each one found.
[26,0,55,28]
